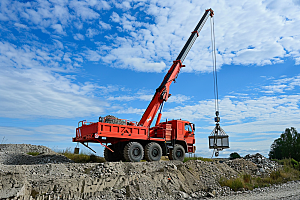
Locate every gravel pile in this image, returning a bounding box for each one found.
[244,153,279,176]
[0,144,73,165]
[0,144,240,199]
[0,153,74,165]
[0,144,294,200]
[225,153,279,177]
[102,115,126,125]
[0,144,55,154]
[225,158,258,175]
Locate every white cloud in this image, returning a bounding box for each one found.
[92,0,300,73]
[107,92,191,104]
[99,21,111,30]
[84,49,101,61]
[73,33,85,40]
[0,125,75,144]
[51,24,65,35]
[168,94,191,104]
[53,39,64,49]
[14,23,29,29]
[107,96,135,101]
[114,1,131,10]
[69,0,100,21]
[262,85,287,94]
[99,0,111,10]
[63,53,72,62]
[86,28,99,38]
[110,12,121,23]
[0,42,108,118]
[5,0,300,73]
[162,93,300,135]
[0,67,106,119]
[261,74,300,93]
[0,0,113,37]
[116,107,144,115]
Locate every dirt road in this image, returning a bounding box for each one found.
[214,181,300,200]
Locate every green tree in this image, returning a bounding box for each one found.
[269,127,300,161]
[229,152,241,160]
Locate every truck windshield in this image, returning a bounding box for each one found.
[185,123,192,132]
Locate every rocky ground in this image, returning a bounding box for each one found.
[0,144,295,200]
[213,180,300,200]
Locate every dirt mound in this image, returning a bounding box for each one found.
[225,158,259,175]
[0,144,72,165]
[0,144,55,154]
[225,153,280,177]
[0,144,239,199]
[87,160,238,199]
[0,145,279,199]
[0,160,238,199]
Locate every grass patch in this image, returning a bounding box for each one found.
[57,148,105,163]
[219,158,300,191]
[62,152,105,163]
[183,156,213,162]
[219,177,244,191]
[27,152,40,156]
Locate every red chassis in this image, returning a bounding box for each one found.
[73,118,196,154]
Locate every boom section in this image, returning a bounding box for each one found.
[138,9,214,127]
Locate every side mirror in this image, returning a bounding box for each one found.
[192,123,195,131]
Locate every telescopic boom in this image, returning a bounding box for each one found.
[138,9,214,127]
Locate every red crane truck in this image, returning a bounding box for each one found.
[73,9,214,162]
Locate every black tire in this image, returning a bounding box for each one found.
[123,142,144,162]
[145,142,162,161]
[104,145,122,162]
[168,144,185,161]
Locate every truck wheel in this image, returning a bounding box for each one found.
[123,142,144,162]
[104,145,122,162]
[145,142,162,161]
[168,144,185,161]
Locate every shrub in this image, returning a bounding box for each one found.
[219,177,244,191]
[291,158,299,169]
[27,152,40,156]
[183,156,213,163]
[229,152,241,160]
[219,161,300,192]
[62,152,105,163]
[243,174,251,183]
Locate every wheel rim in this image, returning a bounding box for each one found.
[176,149,183,158]
[152,148,159,157]
[133,147,141,157]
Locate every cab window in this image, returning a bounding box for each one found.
[185,123,192,132]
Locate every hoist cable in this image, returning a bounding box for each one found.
[211,149,215,159]
[210,16,219,112]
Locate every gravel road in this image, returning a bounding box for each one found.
[214,181,300,200]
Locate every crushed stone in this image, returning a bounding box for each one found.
[0,144,286,200]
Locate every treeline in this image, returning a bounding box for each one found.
[269,127,300,161]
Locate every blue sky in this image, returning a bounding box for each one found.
[1,0,300,158]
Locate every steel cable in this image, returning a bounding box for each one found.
[210,16,219,113]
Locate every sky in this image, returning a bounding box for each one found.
[1,0,300,158]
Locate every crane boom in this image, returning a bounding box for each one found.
[138,9,214,127]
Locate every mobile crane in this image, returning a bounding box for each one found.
[73,9,214,162]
